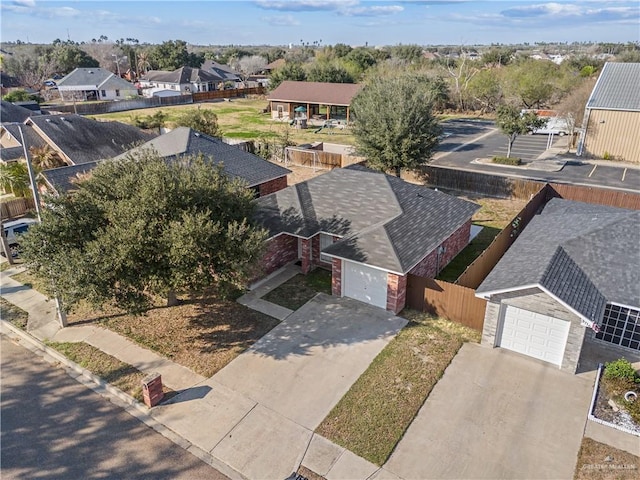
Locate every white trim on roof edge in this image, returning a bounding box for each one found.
[474,284,540,300]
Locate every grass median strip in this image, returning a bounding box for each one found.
[46,341,146,402]
[316,310,480,466]
[262,269,332,311]
[0,298,29,329]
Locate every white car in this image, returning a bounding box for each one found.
[2,218,38,257]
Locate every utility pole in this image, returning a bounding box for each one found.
[112,54,121,77]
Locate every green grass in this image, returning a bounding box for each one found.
[46,341,147,402]
[10,270,51,298]
[0,298,29,329]
[492,156,522,166]
[437,226,501,282]
[262,268,332,311]
[316,311,480,466]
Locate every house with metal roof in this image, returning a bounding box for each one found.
[254,165,479,314]
[267,81,362,124]
[57,67,139,101]
[578,62,640,163]
[476,198,640,373]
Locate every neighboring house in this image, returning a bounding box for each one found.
[254,165,479,314]
[267,81,362,122]
[39,162,99,195]
[139,67,226,97]
[578,62,640,163]
[1,100,37,124]
[27,114,156,166]
[0,122,47,163]
[200,60,241,84]
[476,198,640,373]
[57,68,139,101]
[113,127,291,197]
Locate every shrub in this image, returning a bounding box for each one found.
[604,358,639,383]
[492,156,521,166]
[602,151,612,161]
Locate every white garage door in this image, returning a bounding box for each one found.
[499,305,570,366]
[343,261,388,309]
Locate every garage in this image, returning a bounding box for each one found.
[342,261,388,309]
[498,305,570,366]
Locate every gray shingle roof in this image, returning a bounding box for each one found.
[1,100,35,123]
[115,127,290,187]
[0,123,47,162]
[143,67,225,85]
[268,81,362,106]
[586,62,640,111]
[57,68,137,91]
[28,114,156,165]
[255,165,479,273]
[40,162,99,194]
[200,60,241,81]
[477,198,640,321]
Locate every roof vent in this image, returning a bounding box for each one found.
[45,118,52,122]
[194,132,201,137]
[60,117,66,121]
[88,70,94,74]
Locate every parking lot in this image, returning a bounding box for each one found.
[434,119,640,192]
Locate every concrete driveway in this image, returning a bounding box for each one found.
[384,343,593,480]
[152,294,407,479]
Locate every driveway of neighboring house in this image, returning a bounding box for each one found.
[384,343,593,480]
[152,293,407,479]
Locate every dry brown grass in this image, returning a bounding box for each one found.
[67,294,280,378]
[574,437,639,480]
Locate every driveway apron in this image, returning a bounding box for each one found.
[385,343,593,480]
[152,294,407,479]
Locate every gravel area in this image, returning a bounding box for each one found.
[592,371,640,435]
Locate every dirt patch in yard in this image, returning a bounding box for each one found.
[67,294,280,378]
[574,437,639,480]
[0,298,29,330]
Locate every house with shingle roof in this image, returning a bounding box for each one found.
[578,62,640,163]
[267,81,362,123]
[476,198,640,373]
[0,122,47,164]
[57,67,139,101]
[139,67,228,96]
[255,165,479,313]
[114,127,291,196]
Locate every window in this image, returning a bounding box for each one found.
[115,89,120,97]
[319,233,333,263]
[101,90,106,97]
[596,304,640,351]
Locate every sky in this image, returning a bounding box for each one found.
[1,0,638,46]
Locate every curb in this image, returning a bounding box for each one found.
[0,319,246,480]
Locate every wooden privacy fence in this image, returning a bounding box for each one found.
[455,183,548,289]
[43,95,193,115]
[406,276,487,332]
[192,87,265,102]
[547,182,640,210]
[1,197,35,220]
[285,147,342,169]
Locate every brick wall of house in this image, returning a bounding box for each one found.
[258,175,288,197]
[331,258,342,296]
[260,233,297,276]
[386,273,408,314]
[409,220,472,278]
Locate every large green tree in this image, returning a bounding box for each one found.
[495,105,547,158]
[269,62,307,89]
[149,40,204,70]
[351,74,442,177]
[21,153,267,313]
[175,107,220,137]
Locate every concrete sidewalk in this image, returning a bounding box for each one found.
[236,263,301,320]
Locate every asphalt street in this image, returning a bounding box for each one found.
[0,335,228,480]
[434,119,640,192]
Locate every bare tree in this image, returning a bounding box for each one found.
[238,55,268,78]
[444,50,480,111]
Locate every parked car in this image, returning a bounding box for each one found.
[44,80,57,87]
[1,218,38,257]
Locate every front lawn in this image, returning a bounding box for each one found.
[315,310,480,466]
[67,293,280,378]
[262,268,332,311]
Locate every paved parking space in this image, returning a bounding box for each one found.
[384,343,593,480]
[491,134,558,161]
